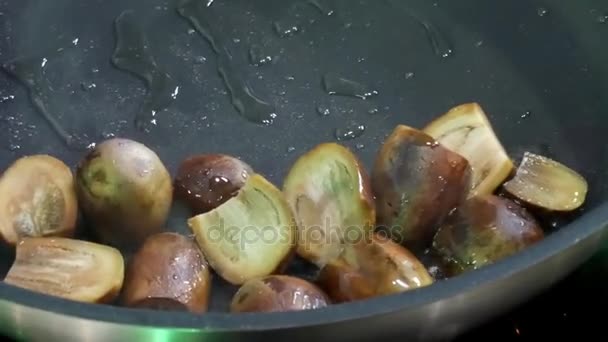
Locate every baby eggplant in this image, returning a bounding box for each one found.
[230,275,330,313]
[121,232,211,313]
[372,125,471,250]
[433,194,545,275]
[4,237,124,303]
[75,138,173,248]
[423,103,514,197]
[174,154,253,215]
[188,173,297,285]
[283,143,375,267]
[503,152,588,212]
[0,155,78,246]
[318,233,433,303]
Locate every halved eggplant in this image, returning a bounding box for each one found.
[230,275,330,313]
[76,138,173,248]
[121,232,211,313]
[423,103,514,197]
[174,154,253,215]
[432,194,545,275]
[283,143,375,267]
[188,174,296,285]
[503,152,588,212]
[4,237,125,303]
[0,155,78,246]
[317,233,433,303]
[372,125,471,250]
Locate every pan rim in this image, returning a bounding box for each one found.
[0,201,606,333]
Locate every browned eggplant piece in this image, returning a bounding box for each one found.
[372,125,472,250]
[121,232,211,313]
[503,152,588,212]
[433,195,545,275]
[188,174,297,285]
[283,143,376,267]
[230,275,330,313]
[0,155,78,246]
[318,233,433,303]
[75,138,173,248]
[423,103,514,197]
[4,237,124,303]
[174,154,253,215]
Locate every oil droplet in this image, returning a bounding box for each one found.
[0,95,15,103]
[171,86,180,99]
[322,73,378,100]
[274,1,330,39]
[334,122,365,141]
[389,1,453,58]
[419,19,453,58]
[537,7,549,17]
[111,10,178,132]
[80,82,96,91]
[179,0,276,125]
[405,72,415,79]
[274,22,301,38]
[308,0,334,16]
[316,105,330,116]
[3,50,82,148]
[249,45,274,66]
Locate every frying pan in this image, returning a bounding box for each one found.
[0,0,607,341]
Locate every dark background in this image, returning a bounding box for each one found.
[457,243,607,340]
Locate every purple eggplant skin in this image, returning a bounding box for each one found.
[432,194,545,276]
[174,154,253,215]
[372,125,472,251]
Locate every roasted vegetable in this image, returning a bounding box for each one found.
[121,232,211,313]
[372,125,471,250]
[0,155,77,246]
[423,103,514,197]
[231,275,330,313]
[433,194,544,275]
[175,154,253,215]
[188,174,296,285]
[75,138,173,248]
[283,143,375,267]
[318,233,433,303]
[4,237,124,303]
[503,152,588,212]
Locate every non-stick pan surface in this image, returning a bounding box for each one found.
[0,0,607,341]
